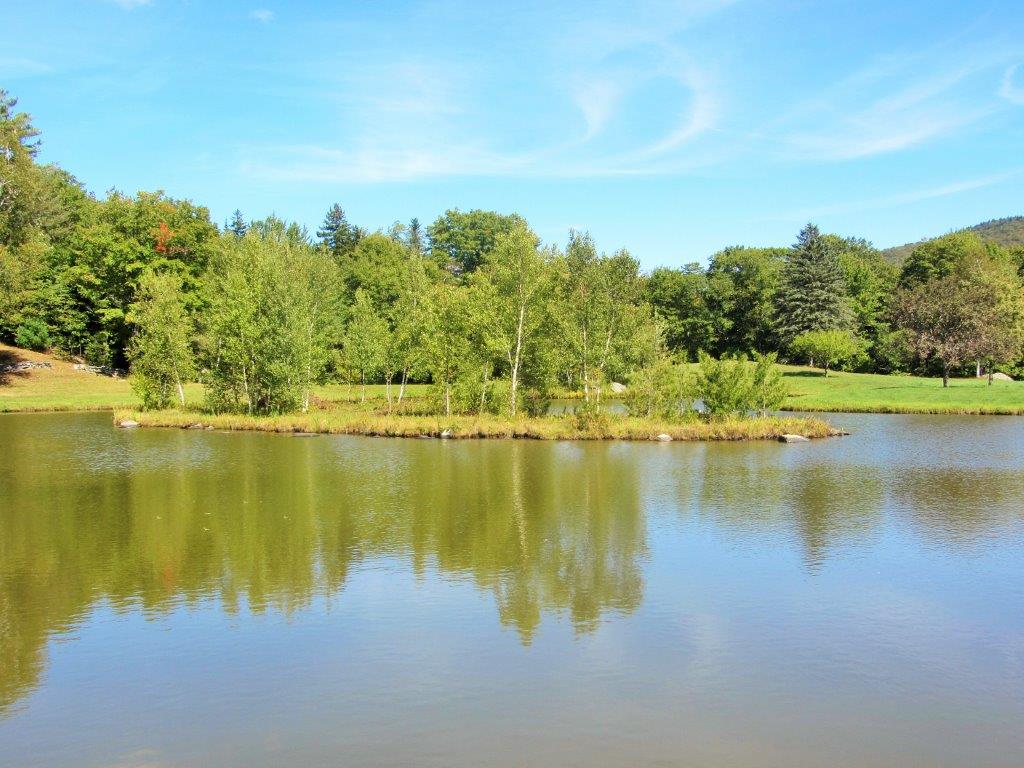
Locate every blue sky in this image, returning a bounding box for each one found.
[3,0,1023,268]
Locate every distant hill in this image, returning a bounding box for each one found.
[882,216,1024,263]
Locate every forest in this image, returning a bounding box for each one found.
[3,89,1024,419]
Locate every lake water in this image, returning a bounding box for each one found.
[1,411,1022,768]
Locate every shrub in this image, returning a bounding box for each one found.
[695,352,789,417]
[14,318,50,351]
[624,358,693,420]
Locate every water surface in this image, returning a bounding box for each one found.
[1,412,1022,767]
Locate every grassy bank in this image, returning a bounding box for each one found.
[780,366,1024,414]
[5,343,1022,417]
[114,406,840,442]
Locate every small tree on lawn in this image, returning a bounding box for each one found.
[342,289,388,402]
[790,329,862,376]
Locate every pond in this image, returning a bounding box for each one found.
[1,412,1022,767]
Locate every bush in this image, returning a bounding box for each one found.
[624,358,693,420]
[696,351,788,417]
[14,318,50,351]
[84,332,113,368]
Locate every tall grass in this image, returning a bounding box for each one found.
[115,405,840,442]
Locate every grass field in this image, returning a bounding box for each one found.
[3,343,1023,416]
[780,366,1024,414]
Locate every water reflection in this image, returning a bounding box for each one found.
[2,412,1024,719]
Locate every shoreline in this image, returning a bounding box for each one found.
[112,409,843,442]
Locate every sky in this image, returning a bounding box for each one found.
[3,0,1023,268]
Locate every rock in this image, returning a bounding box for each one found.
[188,424,205,430]
[609,382,627,394]
[991,372,1014,382]
[439,429,453,439]
[778,434,810,443]
[118,420,139,429]
[655,433,673,442]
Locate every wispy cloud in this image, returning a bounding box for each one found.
[238,0,730,183]
[772,48,1014,161]
[999,64,1024,104]
[767,168,1024,222]
[0,57,54,77]
[249,8,274,24]
[107,0,152,9]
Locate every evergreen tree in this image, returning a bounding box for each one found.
[407,217,424,254]
[227,209,247,238]
[775,224,850,344]
[317,203,359,260]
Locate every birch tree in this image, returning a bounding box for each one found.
[127,270,195,409]
[474,225,553,416]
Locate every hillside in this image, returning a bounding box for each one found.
[0,343,138,412]
[883,215,1024,263]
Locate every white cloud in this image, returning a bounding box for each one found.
[250,9,274,24]
[999,64,1024,105]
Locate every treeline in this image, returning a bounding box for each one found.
[3,89,1024,417]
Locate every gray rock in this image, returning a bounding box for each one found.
[609,381,627,394]
[439,429,453,439]
[118,420,139,429]
[655,433,673,442]
[991,372,1014,382]
[778,433,810,443]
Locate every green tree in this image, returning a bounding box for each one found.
[341,289,389,402]
[706,246,786,355]
[127,271,195,409]
[407,217,424,254]
[644,264,717,359]
[421,283,474,416]
[227,209,247,238]
[317,203,359,261]
[775,224,850,344]
[473,224,554,415]
[560,232,656,403]
[790,329,863,376]
[428,209,527,276]
[203,230,340,413]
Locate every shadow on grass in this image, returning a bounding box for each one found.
[0,349,29,386]
[782,370,827,378]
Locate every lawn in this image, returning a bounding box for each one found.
[0,343,429,413]
[4,343,1023,416]
[780,366,1024,414]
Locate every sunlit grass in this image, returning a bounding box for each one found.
[779,365,1024,414]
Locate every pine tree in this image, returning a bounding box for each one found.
[775,224,850,344]
[227,209,247,238]
[317,203,359,260]
[407,217,424,254]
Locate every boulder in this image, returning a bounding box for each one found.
[991,372,1014,382]
[655,433,673,442]
[118,420,139,429]
[609,382,627,394]
[778,434,809,443]
[439,429,453,439]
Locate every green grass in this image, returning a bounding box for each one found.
[4,343,1022,418]
[114,406,840,442]
[780,366,1024,414]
